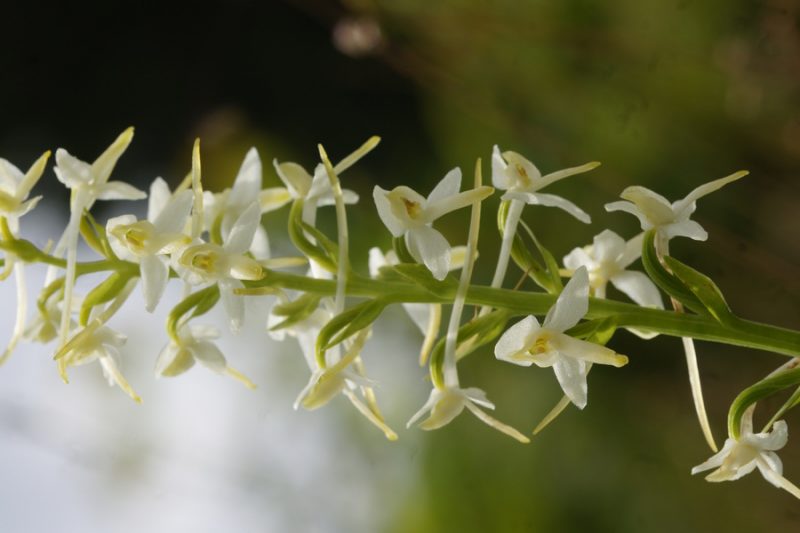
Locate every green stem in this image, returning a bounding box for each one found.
[252,270,800,358]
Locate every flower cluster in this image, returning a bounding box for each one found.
[0,128,797,501]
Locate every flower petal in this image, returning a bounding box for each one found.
[96,181,147,201]
[544,266,589,332]
[54,149,93,187]
[220,280,245,332]
[147,177,171,222]
[153,189,193,234]
[538,161,601,190]
[259,187,293,213]
[491,145,513,190]
[672,170,748,217]
[229,147,262,207]
[193,340,228,373]
[563,246,594,272]
[663,219,708,241]
[494,315,539,365]
[604,200,651,229]
[140,255,169,312]
[273,160,311,198]
[91,127,134,185]
[405,226,451,281]
[463,401,530,443]
[402,303,432,335]
[373,186,406,237]
[224,202,261,254]
[427,167,462,205]
[554,334,628,367]
[592,230,626,263]
[552,355,589,409]
[505,192,591,224]
[610,270,663,309]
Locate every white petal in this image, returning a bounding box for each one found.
[604,200,651,229]
[610,270,663,309]
[754,420,789,452]
[96,181,147,201]
[220,280,245,332]
[406,388,442,428]
[229,148,262,207]
[620,185,674,222]
[672,170,748,217]
[188,324,221,340]
[544,266,589,332]
[405,226,451,281]
[554,334,628,367]
[193,340,228,373]
[427,167,462,205]
[663,219,708,241]
[153,189,193,233]
[368,247,389,278]
[91,127,134,185]
[54,149,93,187]
[0,158,23,188]
[259,187,293,213]
[373,186,406,237]
[494,315,539,364]
[619,232,644,268]
[140,255,169,312]
[147,177,171,221]
[563,247,593,272]
[592,230,626,263]
[462,387,495,410]
[224,202,261,254]
[691,440,736,474]
[538,161,601,190]
[154,343,183,377]
[553,356,589,409]
[273,160,311,198]
[250,225,270,260]
[501,150,542,184]
[463,401,530,443]
[491,145,513,190]
[505,192,590,224]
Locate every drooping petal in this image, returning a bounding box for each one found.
[426,167,462,205]
[219,280,245,332]
[604,200,651,229]
[96,181,147,201]
[140,255,169,312]
[504,192,591,224]
[552,355,589,409]
[663,219,708,241]
[405,226,451,281]
[752,420,789,451]
[229,147,262,207]
[494,315,540,365]
[463,401,530,443]
[193,340,228,373]
[610,270,663,309]
[544,266,589,332]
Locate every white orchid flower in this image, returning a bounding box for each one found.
[563,230,663,340]
[107,178,193,312]
[54,322,141,403]
[406,385,529,442]
[692,407,800,499]
[0,151,49,233]
[604,170,748,251]
[155,324,255,388]
[51,128,147,347]
[273,136,380,225]
[491,145,597,223]
[203,147,275,258]
[494,266,628,409]
[176,201,263,332]
[373,168,493,281]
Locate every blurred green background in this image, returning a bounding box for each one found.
[2,0,800,531]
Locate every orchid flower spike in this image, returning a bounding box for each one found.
[494,266,628,409]
[373,168,493,280]
[176,201,264,332]
[604,170,748,251]
[107,178,193,312]
[155,324,255,388]
[491,145,598,223]
[692,406,800,499]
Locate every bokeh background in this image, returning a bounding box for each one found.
[2,1,800,531]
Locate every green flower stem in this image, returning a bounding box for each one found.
[253,269,800,358]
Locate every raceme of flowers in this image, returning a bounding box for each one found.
[1,128,799,501]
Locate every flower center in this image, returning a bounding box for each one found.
[514,163,531,188]
[402,198,422,219]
